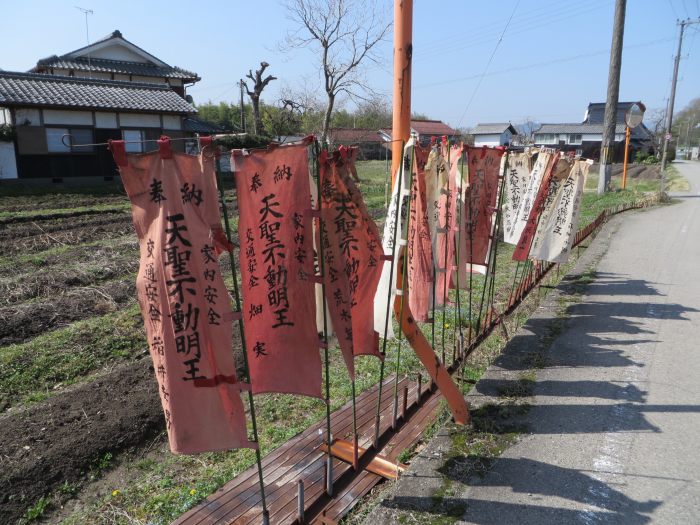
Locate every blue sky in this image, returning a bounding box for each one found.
[3,0,699,129]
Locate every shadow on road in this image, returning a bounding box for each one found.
[373,271,699,523]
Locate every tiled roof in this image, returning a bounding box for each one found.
[410,119,457,136]
[471,123,517,135]
[0,71,196,114]
[328,128,386,143]
[34,56,199,81]
[535,123,626,134]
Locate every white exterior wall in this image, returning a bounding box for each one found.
[474,133,502,147]
[95,112,118,128]
[133,75,167,84]
[0,142,18,179]
[119,113,161,128]
[0,108,11,125]
[87,44,149,62]
[74,71,112,80]
[162,115,182,130]
[15,109,41,126]
[43,109,93,125]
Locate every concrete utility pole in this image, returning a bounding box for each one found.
[239,79,246,132]
[660,18,700,182]
[598,0,627,195]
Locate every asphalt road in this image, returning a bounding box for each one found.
[456,160,700,524]
[365,161,700,525]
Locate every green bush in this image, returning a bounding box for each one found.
[0,124,15,142]
[643,155,659,165]
[213,134,272,150]
[634,150,649,163]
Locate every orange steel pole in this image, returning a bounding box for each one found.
[622,126,631,190]
[391,0,413,184]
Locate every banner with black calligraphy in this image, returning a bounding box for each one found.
[529,159,589,263]
[234,141,322,398]
[374,139,414,340]
[116,139,253,455]
[512,151,561,262]
[407,144,434,322]
[505,148,555,248]
[424,144,456,307]
[456,145,505,279]
[502,151,534,245]
[319,148,384,378]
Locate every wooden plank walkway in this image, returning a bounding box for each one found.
[173,375,444,525]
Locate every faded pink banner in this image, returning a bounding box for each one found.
[117,140,253,454]
[234,140,322,398]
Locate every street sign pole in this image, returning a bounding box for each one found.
[622,102,645,191]
[622,126,631,190]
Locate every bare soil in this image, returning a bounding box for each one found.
[0,360,163,525]
[589,162,661,180]
[0,212,134,256]
[0,280,135,345]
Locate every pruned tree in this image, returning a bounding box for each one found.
[283,0,391,143]
[242,62,277,135]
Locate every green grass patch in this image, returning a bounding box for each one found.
[0,304,146,410]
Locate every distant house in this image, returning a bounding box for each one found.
[533,102,654,160]
[327,128,388,160]
[374,119,459,149]
[0,30,207,181]
[471,123,518,147]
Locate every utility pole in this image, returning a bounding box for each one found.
[597,0,627,195]
[238,79,246,133]
[660,18,700,182]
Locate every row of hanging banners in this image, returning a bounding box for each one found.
[110,135,590,456]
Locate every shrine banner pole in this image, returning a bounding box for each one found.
[214,156,269,524]
[312,141,334,497]
[391,0,413,185]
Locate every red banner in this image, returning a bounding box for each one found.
[319,149,384,378]
[462,146,506,268]
[513,152,561,261]
[407,145,434,321]
[234,141,322,398]
[117,142,253,454]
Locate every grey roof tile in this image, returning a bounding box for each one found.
[471,123,517,135]
[0,71,196,114]
[34,56,199,81]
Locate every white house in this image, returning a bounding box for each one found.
[0,30,212,181]
[533,102,654,160]
[471,123,518,147]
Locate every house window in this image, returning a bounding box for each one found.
[568,134,582,144]
[123,130,144,153]
[536,133,557,144]
[46,127,95,152]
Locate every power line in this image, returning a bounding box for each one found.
[415,36,674,91]
[414,0,611,61]
[668,0,679,18]
[455,0,520,129]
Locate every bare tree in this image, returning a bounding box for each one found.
[242,62,277,135]
[283,0,391,143]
